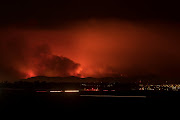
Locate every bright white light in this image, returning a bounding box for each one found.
[64,90,79,93]
[50,91,63,93]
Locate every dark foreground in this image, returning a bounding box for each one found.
[1,90,180,115]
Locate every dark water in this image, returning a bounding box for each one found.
[1,90,180,115]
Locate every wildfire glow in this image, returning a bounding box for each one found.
[0,20,179,81]
[26,70,36,78]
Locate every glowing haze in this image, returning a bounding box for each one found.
[0,19,180,81]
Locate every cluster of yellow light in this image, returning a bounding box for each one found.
[139,84,180,91]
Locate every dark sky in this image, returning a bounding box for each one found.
[0,0,180,81]
[0,0,179,26]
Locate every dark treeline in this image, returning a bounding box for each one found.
[0,76,177,90]
[0,76,137,90]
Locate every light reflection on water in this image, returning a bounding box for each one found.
[80,95,146,98]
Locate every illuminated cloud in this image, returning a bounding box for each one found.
[0,19,179,81]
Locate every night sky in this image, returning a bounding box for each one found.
[0,0,179,81]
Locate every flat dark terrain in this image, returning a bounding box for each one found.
[1,89,180,115]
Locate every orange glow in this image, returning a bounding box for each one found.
[25,70,36,78]
[0,20,179,81]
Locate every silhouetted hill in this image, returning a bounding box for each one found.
[22,76,132,83]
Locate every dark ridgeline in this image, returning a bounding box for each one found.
[0,76,137,90]
[0,75,179,90]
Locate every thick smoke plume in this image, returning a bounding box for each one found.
[30,44,81,78]
[0,29,81,81]
[0,19,180,81]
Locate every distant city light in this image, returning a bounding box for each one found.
[84,88,99,91]
[103,90,108,91]
[50,91,63,93]
[138,84,180,91]
[64,90,79,93]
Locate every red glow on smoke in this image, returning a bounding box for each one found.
[25,70,36,78]
[0,20,179,81]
